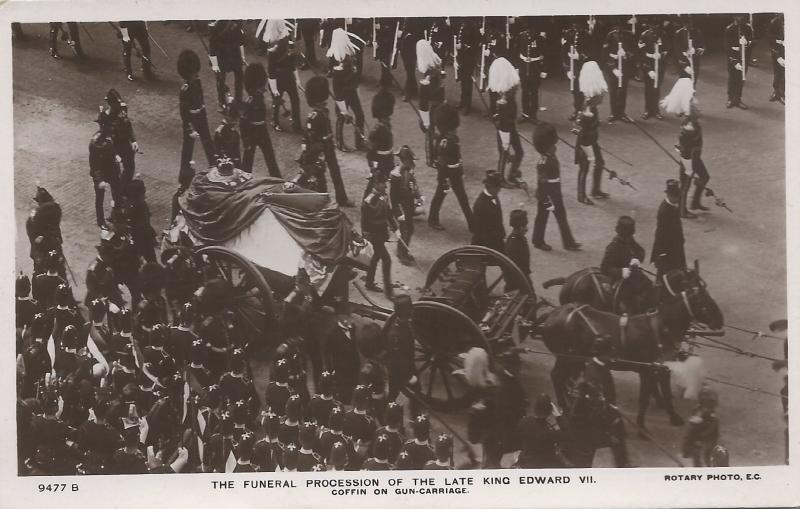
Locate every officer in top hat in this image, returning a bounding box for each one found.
[471,170,506,253]
[504,209,531,291]
[600,216,646,309]
[651,179,686,279]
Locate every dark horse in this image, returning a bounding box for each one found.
[538,279,723,430]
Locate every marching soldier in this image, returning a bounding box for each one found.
[241,62,281,177]
[417,38,445,167]
[26,186,64,277]
[372,401,405,464]
[303,76,353,206]
[328,28,367,152]
[208,20,246,109]
[677,111,710,216]
[673,15,705,85]
[177,49,216,183]
[573,94,608,204]
[516,17,548,123]
[454,17,480,114]
[651,179,687,279]
[297,421,323,471]
[399,18,425,101]
[263,19,301,133]
[471,171,505,253]
[397,414,435,470]
[374,18,401,89]
[425,433,454,470]
[365,89,395,197]
[488,57,524,187]
[768,14,785,104]
[603,19,636,123]
[308,371,340,426]
[428,103,474,231]
[49,22,84,60]
[638,18,667,120]
[363,433,393,470]
[724,15,753,109]
[515,393,571,468]
[531,122,581,252]
[361,173,396,296]
[89,119,122,228]
[97,89,139,188]
[389,145,420,265]
[504,210,531,290]
[480,17,511,114]
[118,21,154,81]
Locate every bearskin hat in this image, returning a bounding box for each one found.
[509,209,528,229]
[177,49,201,80]
[385,401,403,427]
[244,62,267,93]
[117,307,132,333]
[327,441,347,469]
[327,405,344,431]
[62,324,79,350]
[139,262,166,295]
[89,299,107,321]
[374,433,391,461]
[179,302,194,327]
[434,102,459,133]
[371,88,395,119]
[367,123,393,152]
[304,76,330,106]
[34,185,54,204]
[33,201,62,228]
[532,122,558,155]
[412,413,430,440]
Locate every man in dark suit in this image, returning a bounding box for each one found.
[471,171,505,252]
[651,179,686,279]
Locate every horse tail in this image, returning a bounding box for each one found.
[542,277,566,289]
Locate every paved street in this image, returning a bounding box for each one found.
[13,20,786,467]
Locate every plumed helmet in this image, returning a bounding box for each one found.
[244,62,267,93]
[615,215,636,237]
[304,76,330,105]
[371,88,395,119]
[533,122,557,155]
[416,38,442,74]
[487,57,520,93]
[367,123,393,151]
[177,49,201,80]
[434,102,460,132]
[16,273,31,298]
[509,209,528,229]
[355,322,383,359]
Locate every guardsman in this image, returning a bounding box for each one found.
[573,94,607,204]
[428,103,473,231]
[213,104,242,169]
[417,39,445,167]
[33,251,66,310]
[233,431,257,472]
[241,62,281,177]
[318,405,356,464]
[363,433,393,470]
[219,348,255,409]
[673,15,705,85]
[49,22,84,59]
[397,414,435,470]
[480,17,511,114]
[168,302,196,366]
[177,49,216,182]
[297,421,323,471]
[16,273,38,335]
[561,18,588,120]
[603,18,636,123]
[303,76,353,207]
[208,20,246,109]
[531,122,581,252]
[296,18,320,68]
[516,17,548,123]
[399,18,425,101]
[89,119,122,228]
[682,386,721,467]
[374,17,401,89]
[724,15,753,109]
[454,17,480,114]
[328,28,367,152]
[27,186,64,277]
[677,110,710,216]
[365,89,395,197]
[651,179,687,279]
[361,173,396,296]
[74,399,124,474]
[504,210,531,290]
[488,57,524,187]
[265,358,291,417]
[471,171,505,253]
[118,21,153,81]
[768,14,785,104]
[638,17,667,120]
[308,371,340,426]
[97,89,139,187]
[372,401,405,464]
[385,294,420,415]
[424,433,453,469]
[326,441,349,471]
[262,19,301,133]
[126,180,158,263]
[389,145,419,265]
[515,393,571,468]
[427,17,451,60]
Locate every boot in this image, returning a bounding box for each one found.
[355,131,367,151]
[679,186,697,218]
[690,183,709,211]
[335,116,351,152]
[271,102,283,132]
[577,164,593,205]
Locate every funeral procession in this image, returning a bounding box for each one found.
[12,13,787,475]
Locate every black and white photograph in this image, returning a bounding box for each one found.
[3,0,798,507]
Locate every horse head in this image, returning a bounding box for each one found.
[683,283,724,330]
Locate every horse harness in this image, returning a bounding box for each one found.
[574,269,610,309]
[566,304,666,353]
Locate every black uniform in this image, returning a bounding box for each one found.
[305,103,350,207]
[561,26,587,115]
[454,19,480,112]
[723,20,753,106]
[600,236,645,280]
[375,18,401,89]
[240,88,281,177]
[678,116,709,212]
[330,54,366,150]
[389,164,418,260]
[504,230,531,289]
[267,36,301,132]
[399,19,424,99]
[532,153,577,249]
[179,77,216,183]
[471,191,505,253]
[209,21,245,107]
[673,23,704,84]
[603,27,636,120]
[651,198,686,277]
[297,18,320,66]
[98,105,137,186]
[89,130,122,227]
[494,94,523,182]
[361,188,394,292]
[397,439,435,470]
[385,319,418,415]
[428,132,474,230]
[365,120,394,197]
[516,25,548,120]
[119,21,153,79]
[49,22,83,59]
[768,15,785,102]
[638,26,667,117]
[574,105,605,201]
[418,68,445,167]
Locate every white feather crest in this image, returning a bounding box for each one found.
[326,28,359,61]
[416,39,441,74]
[487,57,520,93]
[263,19,293,43]
[578,61,608,99]
[660,77,696,116]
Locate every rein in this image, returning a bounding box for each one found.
[662,273,677,296]
[680,291,696,321]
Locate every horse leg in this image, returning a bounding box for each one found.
[636,371,653,434]
[657,368,684,426]
[550,357,574,409]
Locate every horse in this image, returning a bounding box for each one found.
[538,280,723,431]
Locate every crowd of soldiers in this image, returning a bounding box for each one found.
[14,13,787,473]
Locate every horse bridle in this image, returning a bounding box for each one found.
[681,290,697,321]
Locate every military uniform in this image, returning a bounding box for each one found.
[399,19,425,99]
[532,153,579,250]
[32,271,66,311]
[119,21,153,80]
[504,230,531,289]
[397,438,435,470]
[267,36,301,132]
[561,24,589,117]
[429,130,474,230]
[638,25,667,119]
[600,236,645,280]
[240,86,281,177]
[472,189,505,253]
[418,67,445,167]
[98,100,138,186]
[673,21,704,85]
[389,161,418,262]
[494,93,523,184]
[768,15,785,103]
[454,19,480,113]
[677,116,709,213]
[374,18,401,89]
[304,105,350,205]
[330,53,366,151]
[179,77,216,182]
[89,129,122,227]
[603,26,636,121]
[724,19,753,108]
[365,120,394,197]
[682,406,720,467]
[574,104,606,202]
[209,21,245,107]
[651,195,686,277]
[516,23,548,121]
[361,186,394,293]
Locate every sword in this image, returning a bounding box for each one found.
[740,28,747,81]
[148,30,169,58]
[479,42,487,91]
[390,21,400,68]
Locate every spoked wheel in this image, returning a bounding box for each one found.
[382,300,489,411]
[196,246,278,350]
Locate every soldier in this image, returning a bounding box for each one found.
[531,122,581,252]
[252,410,278,472]
[504,210,531,290]
[724,15,753,109]
[97,89,139,187]
[399,18,425,101]
[385,295,419,416]
[125,179,158,263]
[263,19,301,133]
[361,173,396,296]
[74,399,124,474]
[480,17,511,114]
[603,19,636,123]
[16,273,38,335]
[219,348,255,408]
[187,339,213,389]
[562,18,588,120]
[417,39,445,167]
[372,401,405,464]
[651,179,687,279]
[428,103,473,231]
[673,15,705,86]
[768,14,785,104]
[454,17,480,114]
[471,171,505,253]
[318,405,353,462]
[26,186,64,276]
[308,371,340,426]
[296,18,320,68]
[32,251,66,310]
[208,20,246,109]
[49,22,84,60]
[600,216,648,312]
[297,421,323,471]
[638,17,667,120]
[118,21,153,81]
[677,109,710,216]
[573,94,608,204]
[374,17,401,89]
[425,433,453,469]
[241,62,281,177]
[488,57,524,187]
[515,393,571,468]
[365,89,396,197]
[265,358,291,417]
[89,120,122,228]
[397,414,435,470]
[389,145,420,266]
[112,416,148,474]
[343,385,378,460]
[167,303,196,367]
[328,28,367,151]
[303,76,353,207]
[427,17,451,60]
[213,105,242,169]
[326,441,349,471]
[682,386,721,467]
[363,433,393,470]
[177,49,216,185]
[232,431,258,472]
[279,394,303,448]
[516,18,548,123]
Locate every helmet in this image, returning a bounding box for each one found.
[177,49,201,80]
[371,88,395,119]
[327,405,344,431]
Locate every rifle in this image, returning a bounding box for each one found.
[628,15,637,36]
[506,17,510,50]
[372,18,377,58]
[617,41,623,88]
[740,27,747,81]
[453,33,459,77]
[654,37,661,89]
[687,35,695,79]
[390,21,400,68]
[569,44,576,92]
